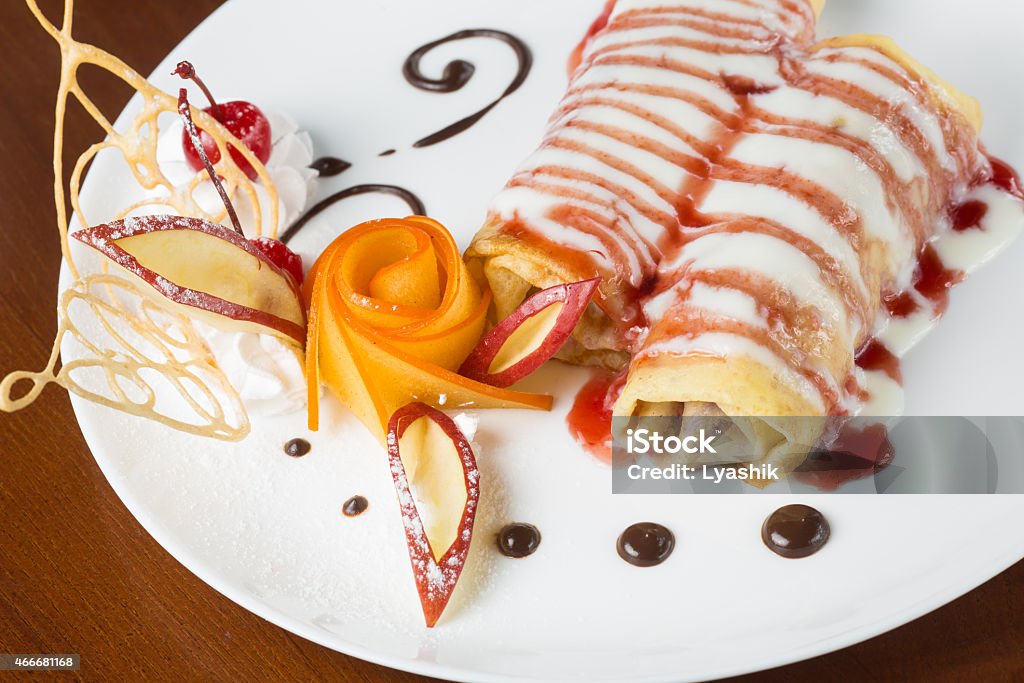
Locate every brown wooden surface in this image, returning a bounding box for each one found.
[0,1,1022,681]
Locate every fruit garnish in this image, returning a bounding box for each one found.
[4,0,291,440]
[73,216,306,344]
[178,85,304,282]
[251,236,304,285]
[25,1,280,283]
[304,216,551,439]
[69,89,306,345]
[387,402,479,627]
[173,60,271,180]
[459,278,600,387]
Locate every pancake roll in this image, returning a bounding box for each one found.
[466,0,1024,470]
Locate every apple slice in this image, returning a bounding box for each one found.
[73,216,305,344]
[459,278,601,387]
[387,402,479,627]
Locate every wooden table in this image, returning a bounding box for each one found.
[1,1,1022,680]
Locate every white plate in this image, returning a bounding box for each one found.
[66,1,1024,681]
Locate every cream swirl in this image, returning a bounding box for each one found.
[192,321,309,417]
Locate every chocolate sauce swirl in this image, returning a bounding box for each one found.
[403,29,532,148]
[280,184,426,244]
[285,30,529,244]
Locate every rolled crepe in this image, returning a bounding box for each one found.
[465,0,1024,471]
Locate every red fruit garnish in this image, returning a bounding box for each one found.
[459,278,601,387]
[174,61,271,180]
[72,216,306,344]
[178,87,245,237]
[387,402,479,628]
[251,236,304,285]
[179,88,303,290]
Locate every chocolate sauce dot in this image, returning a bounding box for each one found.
[496,523,541,558]
[762,504,830,559]
[283,438,311,458]
[342,495,369,517]
[617,522,674,567]
[378,149,396,157]
[310,156,352,177]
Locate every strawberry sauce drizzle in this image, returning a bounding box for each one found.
[530,2,1024,455]
[568,0,617,77]
[855,339,902,383]
[950,200,988,232]
[794,423,894,490]
[988,155,1024,198]
[567,371,626,462]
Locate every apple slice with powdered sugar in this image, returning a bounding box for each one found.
[73,216,305,344]
[387,402,480,627]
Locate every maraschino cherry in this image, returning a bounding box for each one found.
[177,87,303,285]
[250,235,304,285]
[173,60,271,180]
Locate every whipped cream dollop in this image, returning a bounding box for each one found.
[156,110,317,236]
[153,110,317,417]
[194,321,309,418]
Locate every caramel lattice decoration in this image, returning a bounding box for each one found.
[0,0,287,439]
[2,274,250,440]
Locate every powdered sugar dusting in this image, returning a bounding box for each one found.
[386,404,480,625]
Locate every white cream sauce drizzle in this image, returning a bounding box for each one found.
[486,0,1024,416]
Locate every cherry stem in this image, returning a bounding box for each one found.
[172,61,222,120]
[177,88,244,237]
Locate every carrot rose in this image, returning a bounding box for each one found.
[304,216,552,440]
